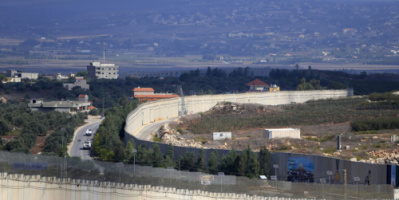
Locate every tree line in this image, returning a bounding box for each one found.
[123,141,272,179]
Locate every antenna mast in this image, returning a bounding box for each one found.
[103,44,106,63]
[178,86,187,116]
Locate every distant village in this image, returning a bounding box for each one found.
[1,61,280,115]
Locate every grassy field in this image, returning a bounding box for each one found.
[185,97,399,134]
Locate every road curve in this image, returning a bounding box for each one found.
[69,118,102,160]
[134,118,176,141]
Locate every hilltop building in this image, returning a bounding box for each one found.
[63,77,90,90]
[28,94,91,113]
[246,79,279,92]
[132,87,179,102]
[6,69,38,80]
[87,62,119,79]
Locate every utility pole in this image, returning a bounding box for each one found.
[102,97,105,117]
[343,169,347,200]
[177,86,187,116]
[103,44,106,63]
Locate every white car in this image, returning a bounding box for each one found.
[85,129,92,136]
[83,141,92,150]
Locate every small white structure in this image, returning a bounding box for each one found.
[263,128,300,139]
[213,132,232,141]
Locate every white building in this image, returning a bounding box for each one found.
[87,62,119,79]
[213,132,232,140]
[6,69,38,80]
[263,128,300,139]
[63,77,90,90]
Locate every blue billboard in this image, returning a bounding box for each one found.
[287,157,314,182]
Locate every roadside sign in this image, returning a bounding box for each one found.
[327,171,333,175]
[12,162,47,171]
[354,177,360,182]
[270,175,277,180]
[320,178,327,183]
[200,175,214,185]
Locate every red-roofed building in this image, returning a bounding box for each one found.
[246,79,269,91]
[78,94,89,103]
[87,105,96,110]
[132,87,155,96]
[132,87,179,102]
[246,79,280,92]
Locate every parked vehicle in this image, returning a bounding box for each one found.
[85,129,92,136]
[83,141,92,150]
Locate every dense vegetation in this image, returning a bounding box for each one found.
[0,100,85,155]
[351,92,399,132]
[93,99,138,161]
[123,141,272,178]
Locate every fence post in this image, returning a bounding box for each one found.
[343,169,347,199]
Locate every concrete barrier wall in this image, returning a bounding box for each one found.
[125,89,353,135]
[121,89,393,185]
[0,173,282,200]
[271,152,387,185]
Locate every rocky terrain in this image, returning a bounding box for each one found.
[155,102,399,165]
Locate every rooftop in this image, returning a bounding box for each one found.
[134,94,179,98]
[133,87,155,92]
[246,79,269,86]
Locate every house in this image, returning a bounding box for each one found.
[87,61,119,79]
[63,77,90,90]
[246,79,269,91]
[7,69,38,80]
[269,84,280,92]
[132,87,179,102]
[2,77,21,83]
[28,94,91,113]
[246,79,280,92]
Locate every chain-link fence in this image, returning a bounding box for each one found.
[0,151,394,199]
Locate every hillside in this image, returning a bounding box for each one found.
[159,94,399,165]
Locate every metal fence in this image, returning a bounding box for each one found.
[0,151,394,199]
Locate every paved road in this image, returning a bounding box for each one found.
[69,120,102,160]
[135,118,175,141]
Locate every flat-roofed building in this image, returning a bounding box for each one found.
[87,61,119,79]
[28,94,91,113]
[63,77,90,90]
[6,69,38,80]
[213,132,232,140]
[263,128,300,139]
